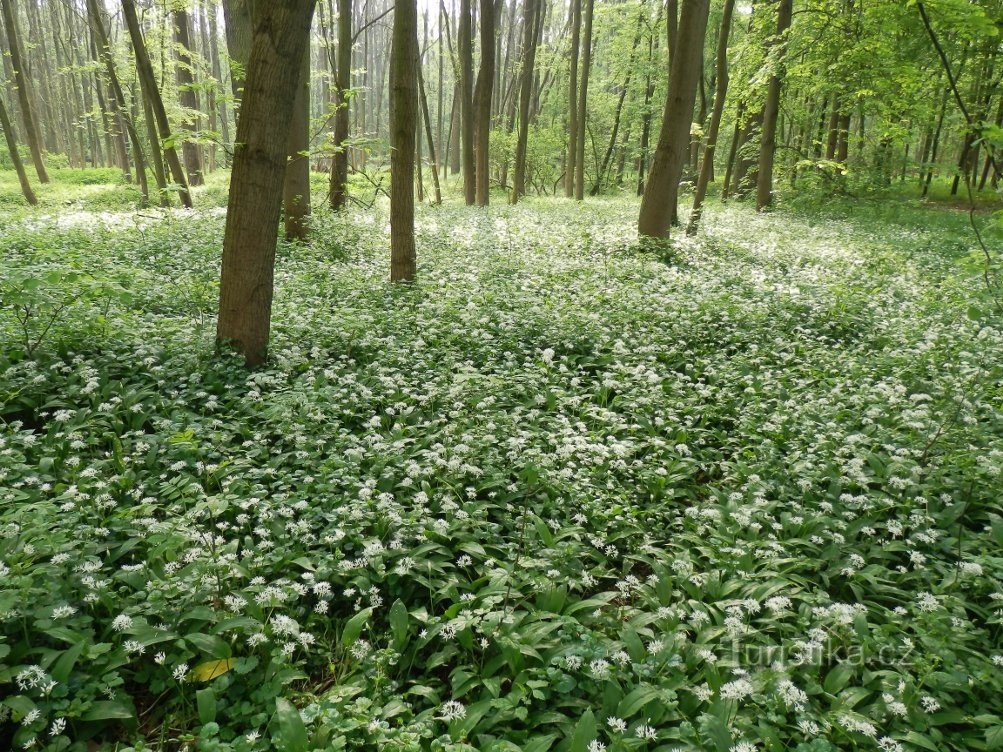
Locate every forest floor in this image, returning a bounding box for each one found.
[1,170,1002,751]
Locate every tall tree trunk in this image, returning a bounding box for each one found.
[755,0,792,211]
[473,0,495,204]
[174,9,205,186]
[122,0,193,207]
[573,0,594,200]
[221,0,254,104]
[217,0,317,366]
[207,0,232,153]
[390,0,418,280]
[0,96,37,204]
[1,0,48,182]
[637,0,709,238]
[566,0,581,197]
[687,0,734,233]
[329,0,352,209]
[459,0,476,203]
[635,13,660,196]
[923,86,948,197]
[511,0,539,203]
[87,0,150,206]
[284,43,311,240]
[417,51,442,204]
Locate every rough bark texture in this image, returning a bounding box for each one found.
[459,0,476,204]
[390,0,418,281]
[1,0,48,182]
[511,0,538,203]
[284,44,311,240]
[0,96,37,204]
[216,0,317,366]
[222,0,254,103]
[566,0,581,197]
[687,0,734,233]
[637,0,710,238]
[573,0,594,200]
[174,10,205,186]
[755,0,793,211]
[330,0,352,210]
[122,0,193,207]
[473,0,495,205]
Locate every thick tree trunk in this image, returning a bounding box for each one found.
[755,0,792,211]
[122,0,193,207]
[390,0,418,280]
[511,0,538,203]
[573,0,594,200]
[566,0,581,197]
[417,54,442,204]
[637,0,709,238]
[459,0,476,203]
[330,0,352,210]
[0,96,37,205]
[473,0,495,204]
[216,0,317,366]
[284,44,311,240]
[222,0,254,103]
[174,10,205,186]
[687,0,734,233]
[1,0,48,182]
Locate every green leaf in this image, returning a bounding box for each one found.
[987,726,1003,751]
[342,607,373,646]
[82,700,134,722]
[196,688,217,725]
[272,698,308,752]
[824,662,854,695]
[389,599,408,649]
[185,632,231,659]
[570,709,596,752]
[618,686,661,717]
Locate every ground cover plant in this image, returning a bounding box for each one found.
[1,171,1002,751]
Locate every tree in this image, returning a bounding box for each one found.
[216,0,317,366]
[1,0,48,183]
[566,0,581,197]
[122,0,193,208]
[473,0,496,205]
[459,0,476,204]
[284,44,311,240]
[511,0,538,203]
[573,0,594,200]
[330,0,352,210]
[0,96,37,205]
[755,0,793,211]
[86,0,149,206]
[688,0,734,233]
[637,0,709,239]
[173,9,205,186]
[222,0,254,104]
[390,0,419,280]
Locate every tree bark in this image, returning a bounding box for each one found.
[637,0,709,238]
[122,0,193,207]
[755,0,792,211]
[390,0,418,281]
[566,0,581,197]
[329,0,352,210]
[459,0,476,203]
[174,9,205,186]
[687,0,734,233]
[216,0,317,366]
[510,0,538,204]
[222,0,254,104]
[473,0,495,204]
[0,96,37,204]
[1,0,48,182]
[573,0,594,200]
[284,43,311,241]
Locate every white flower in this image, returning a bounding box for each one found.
[587,741,606,752]
[111,614,133,631]
[439,700,466,721]
[172,663,189,682]
[607,716,627,733]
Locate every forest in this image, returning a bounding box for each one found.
[1,0,1003,749]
